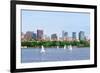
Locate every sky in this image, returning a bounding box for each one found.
[21,9,90,38]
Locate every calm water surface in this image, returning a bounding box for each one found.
[21,47,90,63]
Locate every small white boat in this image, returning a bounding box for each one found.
[64,45,66,50]
[68,45,72,51]
[57,46,59,49]
[40,45,45,53]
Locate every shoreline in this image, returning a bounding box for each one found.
[21,46,90,49]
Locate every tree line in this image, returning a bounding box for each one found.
[21,40,90,48]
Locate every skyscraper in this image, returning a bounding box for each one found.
[32,32,37,40]
[62,31,68,40]
[37,29,43,40]
[79,31,85,41]
[64,32,68,38]
[51,33,57,41]
[72,32,76,40]
[62,31,64,39]
[24,31,33,41]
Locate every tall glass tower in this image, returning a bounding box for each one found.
[72,32,76,40]
[62,31,68,39]
[37,29,43,40]
[79,31,85,41]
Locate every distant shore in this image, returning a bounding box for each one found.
[21,40,90,49]
[21,46,90,49]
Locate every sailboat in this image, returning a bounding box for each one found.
[40,45,45,53]
[68,45,72,51]
[64,45,66,50]
[57,46,59,49]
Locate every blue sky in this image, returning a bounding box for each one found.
[21,10,90,38]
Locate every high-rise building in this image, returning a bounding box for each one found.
[24,31,33,41]
[79,31,85,41]
[62,31,68,40]
[62,31,64,39]
[72,32,76,40]
[51,33,57,41]
[32,32,37,40]
[64,32,68,38]
[37,29,43,40]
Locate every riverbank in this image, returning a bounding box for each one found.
[21,40,90,48]
[21,46,90,49]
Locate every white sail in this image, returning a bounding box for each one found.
[68,45,72,51]
[57,46,59,48]
[40,45,45,53]
[64,45,66,49]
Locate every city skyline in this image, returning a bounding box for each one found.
[21,30,88,40]
[22,10,90,37]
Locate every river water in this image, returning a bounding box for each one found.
[21,47,90,63]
